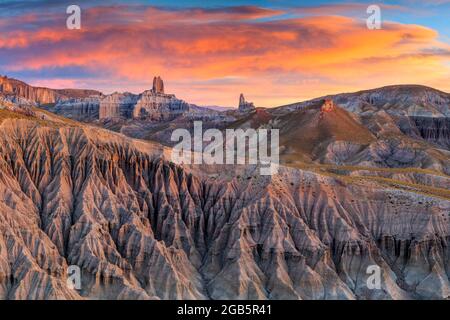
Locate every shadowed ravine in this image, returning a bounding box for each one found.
[0,119,448,300]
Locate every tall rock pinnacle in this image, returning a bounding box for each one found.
[238,93,256,112]
[152,76,164,94]
[239,93,246,106]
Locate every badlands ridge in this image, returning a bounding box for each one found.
[0,76,449,299]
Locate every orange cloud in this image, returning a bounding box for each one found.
[1,6,449,107]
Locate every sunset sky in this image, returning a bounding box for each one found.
[1,0,449,107]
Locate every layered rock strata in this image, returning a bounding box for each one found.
[0,75,101,104]
[0,117,448,300]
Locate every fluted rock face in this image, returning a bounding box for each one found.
[132,91,189,120]
[23,76,217,123]
[0,76,101,105]
[399,116,450,148]
[356,86,450,117]
[96,91,189,121]
[0,117,448,300]
[99,93,138,119]
[48,97,101,121]
[95,77,189,120]
[0,76,59,104]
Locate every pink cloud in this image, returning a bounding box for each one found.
[1,5,449,107]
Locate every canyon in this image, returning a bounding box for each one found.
[0,78,449,300]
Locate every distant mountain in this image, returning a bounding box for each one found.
[276,85,450,117]
[271,85,450,163]
[4,77,449,168]
[199,105,232,112]
[275,99,375,163]
[20,81,446,174]
[40,76,229,123]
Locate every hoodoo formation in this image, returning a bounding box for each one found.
[152,76,165,94]
[238,93,256,113]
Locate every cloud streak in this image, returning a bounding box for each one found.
[1,4,449,107]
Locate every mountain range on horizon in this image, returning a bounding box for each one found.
[1,74,449,176]
[0,74,449,300]
[2,74,450,111]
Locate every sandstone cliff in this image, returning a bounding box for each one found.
[152,76,164,94]
[99,93,138,119]
[0,76,101,105]
[132,90,190,120]
[47,97,101,121]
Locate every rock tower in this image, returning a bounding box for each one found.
[238,93,255,112]
[152,76,164,94]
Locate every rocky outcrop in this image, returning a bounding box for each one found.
[96,77,190,121]
[238,93,256,113]
[4,75,221,124]
[96,91,190,121]
[0,116,448,300]
[152,76,164,94]
[319,99,336,119]
[132,91,189,120]
[0,75,101,105]
[99,93,138,119]
[0,76,59,104]
[0,94,35,116]
[48,97,101,121]
[324,141,362,164]
[355,85,450,117]
[47,87,192,122]
[321,99,336,113]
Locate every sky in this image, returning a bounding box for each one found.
[0,0,449,107]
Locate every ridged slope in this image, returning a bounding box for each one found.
[0,118,448,300]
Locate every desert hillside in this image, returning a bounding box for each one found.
[0,106,448,299]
